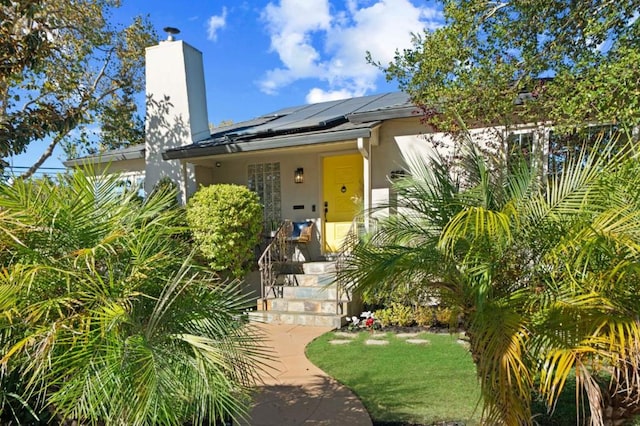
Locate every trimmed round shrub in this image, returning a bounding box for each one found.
[186,184,263,278]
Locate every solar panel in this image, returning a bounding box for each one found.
[229,92,411,137]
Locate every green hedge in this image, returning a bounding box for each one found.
[187,184,263,278]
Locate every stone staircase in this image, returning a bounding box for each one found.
[249,261,360,329]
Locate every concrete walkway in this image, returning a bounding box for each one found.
[240,323,372,426]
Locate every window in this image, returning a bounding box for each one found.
[507,132,534,169]
[548,124,628,175]
[115,171,145,197]
[248,162,281,230]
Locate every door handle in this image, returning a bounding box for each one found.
[324,201,328,221]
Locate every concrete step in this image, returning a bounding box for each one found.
[253,260,360,328]
[303,261,336,275]
[282,284,338,300]
[275,273,335,287]
[248,310,345,328]
[291,273,336,286]
[267,298,348,314]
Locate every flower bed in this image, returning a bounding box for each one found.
[345,310,461,335]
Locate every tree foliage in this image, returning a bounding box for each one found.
[0,0,156,178]
[187,184,263,279]
[0,170,267,425]
[343,139,640,425]
[381,0,640,135]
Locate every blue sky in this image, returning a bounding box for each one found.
[9,0,442,176]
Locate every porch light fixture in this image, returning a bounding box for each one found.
[294,167,304,184]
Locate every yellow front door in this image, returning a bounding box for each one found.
[322,153,363,253]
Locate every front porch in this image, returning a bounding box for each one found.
[249,220,362,329]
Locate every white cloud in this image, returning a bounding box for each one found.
[259,0,442,100]
[262,0,331,34]
[259,0,331,94]
[207,8,228,42]
[305,88,355,103]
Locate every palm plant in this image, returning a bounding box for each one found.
[343,137,640,425]
[0,170,268,425]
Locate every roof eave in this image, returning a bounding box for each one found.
[63,146,145,168]
[163,127,375,160]
[347,105,421,124]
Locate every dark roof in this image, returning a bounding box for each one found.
[64,92,418,166]
[164,92,417,160]
[166,121,379,159]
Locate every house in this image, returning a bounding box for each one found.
[64,36,450,258]
[65,34,627,256]
[66,35,599,326]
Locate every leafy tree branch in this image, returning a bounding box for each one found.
[378,0,640,136]
[0,0,157,177]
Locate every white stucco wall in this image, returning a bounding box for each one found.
[365,119,553,226]
[369,117,545,188]
[91,158,146,176]
[197,150,328,223]
[144,40,209,203]
[370,118,433,189]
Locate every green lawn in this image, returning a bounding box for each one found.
[307,330,640,425]
[306,331,482,425]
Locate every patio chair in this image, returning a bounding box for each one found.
[285,220,314,262]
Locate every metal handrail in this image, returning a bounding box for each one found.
[258,220,292,310]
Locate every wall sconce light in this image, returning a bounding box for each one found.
[294,167,304,184]
[215,162,221,168]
